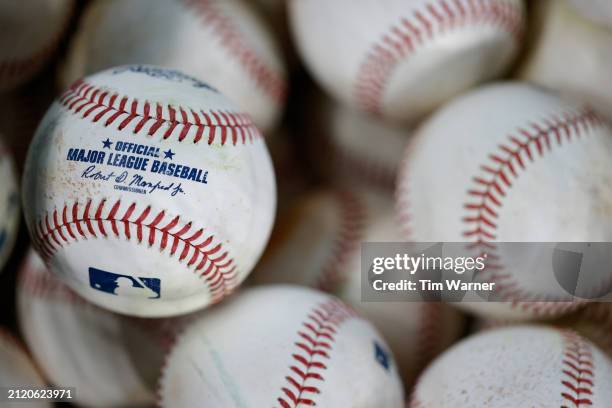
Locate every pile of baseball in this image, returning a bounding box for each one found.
[1,0,612,407]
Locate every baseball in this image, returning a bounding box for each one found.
[409,325,612,406]
[60,0,287,131]
[158,285,405,407]
[22,65,276,317]
[0,0,73,91]
[567,0,612,29]
[0,329,50,408]
[0,134,19,273]
[17,249,195,407]
[315,101,410,191]
[253,189,465,386]
[517,0,612,121]
[396,82,612,320]
[289,0,525,124]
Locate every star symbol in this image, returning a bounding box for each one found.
[374,341,391,371]
[163,149,175,160]
[102,138,113,149]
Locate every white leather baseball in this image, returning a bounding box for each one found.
[0,329,50,408]
[289,0,524,124]
[0,0,73,91]
[252,188,376,292]
[16,249,195,407]
[336,209,465,387]
[0,135,19,273]
[22,65,276,317]
[318,101,410,191]
[158,285,405,408]
[409,325,612,407]
[396,82,612,320]
[60,0,287,131]
[517,0,612,121]
[567,0,612,29]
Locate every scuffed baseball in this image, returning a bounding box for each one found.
[410,326,612,407]
[158,285,405,407]
[517,0,612,121]
[289,0,525,124]
[0,0,73,91]
[23,65,276,317]
[0,134,19,273]
[0,329,50,408]
[396,82,612,320]
[60,0,287,131]
[567,0,612,29]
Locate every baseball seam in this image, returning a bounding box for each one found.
[354,0,523,115]
[408,329,597,406]
[316,191,367,292]
[560,330,595,407]
[463,107,603,316]
[277,299,356,408]
[181,0,286,105]
[59,79,261,145]
[396,137,418,241]
[415,303,445,374]
[32,199,238,301]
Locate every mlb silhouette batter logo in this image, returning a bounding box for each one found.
[374,341,391,371]
[89,267,161,299]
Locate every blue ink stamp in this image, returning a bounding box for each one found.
[89,267,161,299]
[374,341,391,371]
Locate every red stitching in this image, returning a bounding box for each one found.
[396,139,418,241]
[277,299,356,408]
[316,191,367,292]
[354,0,523,116]
[463,108,604,316]
[31,199,238,301]
[560,331,595,407]
[415,303,445,374]
[59,79,261,145]
[181,0,286,105]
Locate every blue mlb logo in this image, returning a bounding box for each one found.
[89,267,161,299]
[374,341,392,371]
